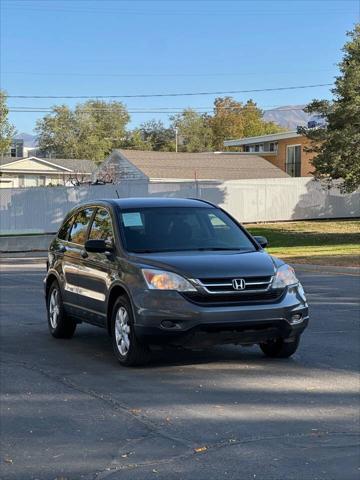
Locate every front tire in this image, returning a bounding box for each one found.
[47,280,76,339]
[259,336,300,358]
[111,296,150,366]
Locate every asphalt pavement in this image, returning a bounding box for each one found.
[0,259,359,480]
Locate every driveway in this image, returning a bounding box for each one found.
[0,259,359,480]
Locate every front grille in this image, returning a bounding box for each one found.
[182,289,284,306]
[197,275,273,293]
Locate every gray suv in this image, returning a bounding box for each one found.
[44,198,309,366]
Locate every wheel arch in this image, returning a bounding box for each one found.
[45,271,62,299]
[106,284,132,336]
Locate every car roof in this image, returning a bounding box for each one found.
[77,197,215,209]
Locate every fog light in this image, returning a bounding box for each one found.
[290,314,303,325]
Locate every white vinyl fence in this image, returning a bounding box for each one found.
[0,178,359,235]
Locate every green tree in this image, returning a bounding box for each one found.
[170,109,214,152]
[210,97,284,150]
[298,24,360,193]
[0,90,16,156]
[76,100,130,161]
[120,129,152,150]
[138,119,175,151]
[36,100,130,162]
[36,105,78,158]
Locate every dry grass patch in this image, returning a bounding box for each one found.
[246,219,360,267]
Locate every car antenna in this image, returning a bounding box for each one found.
[115,189,120,198]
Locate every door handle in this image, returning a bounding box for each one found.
[80,249,88,259]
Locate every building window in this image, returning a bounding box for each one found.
[24,175,38,187]
[269,142,277,152]
[286,145,301,177]
[38,176,46,187]
[244,144,264,152]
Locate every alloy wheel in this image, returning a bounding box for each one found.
[49,288,60,329]
[115,306,131,356]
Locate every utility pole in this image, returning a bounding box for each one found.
[175,127,178,153]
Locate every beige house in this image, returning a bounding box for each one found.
[0,156,97,188]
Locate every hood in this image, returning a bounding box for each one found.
[132,250,276,279]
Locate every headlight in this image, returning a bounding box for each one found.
[272,264,298,289]
[142,269,196,292]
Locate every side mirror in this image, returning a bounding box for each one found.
[254,235,268,248]
[85,239,112,254]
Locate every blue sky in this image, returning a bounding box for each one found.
[1,0,359,133]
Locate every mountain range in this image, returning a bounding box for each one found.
[14,105,311,147]
[14,132,38,148]
[263,105,310,130]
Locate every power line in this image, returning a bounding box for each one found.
[7,83,332,99]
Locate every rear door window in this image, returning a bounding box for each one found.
[68,208,94,245]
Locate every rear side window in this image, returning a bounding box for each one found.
[58,215,74,240]
[89,208,114,243]
[68,208,94,245]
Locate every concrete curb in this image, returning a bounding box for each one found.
[0,234,53,253]
[0,251,47,258]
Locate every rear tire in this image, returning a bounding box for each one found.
[260,336,300,358]
[47,280,76,339]
[111,296,150,366]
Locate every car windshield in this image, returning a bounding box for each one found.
[117,206,256,253]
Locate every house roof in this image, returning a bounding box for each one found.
[0,156,97,174]
[224,130,300,147]
[117,149,289,180]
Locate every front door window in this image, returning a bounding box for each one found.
[68,208,94,245]
[89,209,114,244]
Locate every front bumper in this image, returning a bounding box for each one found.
[131,284,309,347]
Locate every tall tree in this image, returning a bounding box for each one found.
[36,100,130,162]
[299,24,360,193]
[138,119,175,151]
[76,100,130,161]
[36,105,78,158]
[211,97,284,150]
[0,90,16,156]
[170,109,214,152]
[120,129,152,150]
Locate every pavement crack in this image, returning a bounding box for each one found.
[87,430,360,479]
[0,356,192,451]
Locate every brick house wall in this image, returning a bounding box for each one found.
[259,136,314,177]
